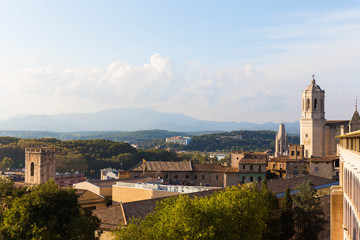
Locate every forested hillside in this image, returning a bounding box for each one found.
[164,130,299,152]
[0,137,182,178]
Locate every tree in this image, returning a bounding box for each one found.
[114,184,270,240]
[0,180,100,240]
[292,180,326,240]
[0,157,14,170]
[261,178,281,240]
[280,186,294,240]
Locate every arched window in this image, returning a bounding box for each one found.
[305,150,309,158]
[314,98,318,110]
[306,98,310,111]
[30,162,34,176]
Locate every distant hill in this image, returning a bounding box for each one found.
[0,108,300,133]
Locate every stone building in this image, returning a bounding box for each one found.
[275,123,288,156]
[300,76,360,158]
[330,130,360,240]
[128,161,238,187]
[25,147,56,185]
[231,151,268,183]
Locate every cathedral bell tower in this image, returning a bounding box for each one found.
[300,75,326,158]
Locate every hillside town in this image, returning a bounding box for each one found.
[0,77,358,239]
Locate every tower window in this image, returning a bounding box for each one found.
[314,98,318,110]
[30,162,34,176]
[306,99,310,111]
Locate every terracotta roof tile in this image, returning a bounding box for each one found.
[261,175,338,194]
[92,189,219,229]
[130,161,193,172]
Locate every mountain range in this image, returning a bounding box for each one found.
[0,108,300,133]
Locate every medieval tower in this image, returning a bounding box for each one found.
[300,76,326,158]
[25,147,56,185]
[275,123,288,156]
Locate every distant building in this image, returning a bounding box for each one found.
[55,173,87,187]
[112,182,219,204]
[300,76,360,158]
[25,147,56,185]
[165,136,191,145]
[275,123,288,156]
[101,168,120,180]
[129,161,238,187]
[268,145,309,179]
[230,151,268,183]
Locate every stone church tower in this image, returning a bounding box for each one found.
[275,123,288,156]
[25,147,56,185]
[300,76,326,158]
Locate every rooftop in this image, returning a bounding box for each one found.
[130,161,193,172]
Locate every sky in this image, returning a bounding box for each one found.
[1,0,360,123]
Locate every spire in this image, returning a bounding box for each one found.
[312,74,316,84]
[356,97,358,112]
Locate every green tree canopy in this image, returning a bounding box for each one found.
[280,186,294,240]
[0,180,100,240]
[0,157,14,170]
[114,184,270,240]
[292,180,326,240]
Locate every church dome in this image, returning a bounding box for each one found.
[305,75,324,92]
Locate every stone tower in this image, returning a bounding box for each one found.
[25,147,56,185]
[300,75,326,158]
[349,99,360,132]
[275,123,288,156]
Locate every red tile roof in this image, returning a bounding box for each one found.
[130,161,193,172]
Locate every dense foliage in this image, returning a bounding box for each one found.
[293,180,327,240]
[114,184,272,240]
[0,180,100,239]
[114,179,326,240]
[0,137,183,178]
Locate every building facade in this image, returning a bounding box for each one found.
[231,151,268,183]
[330,130,360,240]
[25,147,56,185]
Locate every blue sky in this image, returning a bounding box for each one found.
[1,1,360,123]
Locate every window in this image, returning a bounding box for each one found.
[291,151,295,156]
[216,175,218,180]
[250,176,253,182]
[202,175,205,180]
[297,151,300,156]
[306,98,310,111]
[273,164,276,168]
[305,150,309,158]
[315,167,319,172]
[242,176,246,183]
[185,175,189,179]
[165,174,168,179]
[250,165,253,170]
[314,98,318,110]
[195,175,197,180]
[30,162,34,176]
[258,177,262,182]
[258,165,261,171]
[242,165,245,170]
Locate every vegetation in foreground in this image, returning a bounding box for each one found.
[0,179,100,240]
[114,179,326,240]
